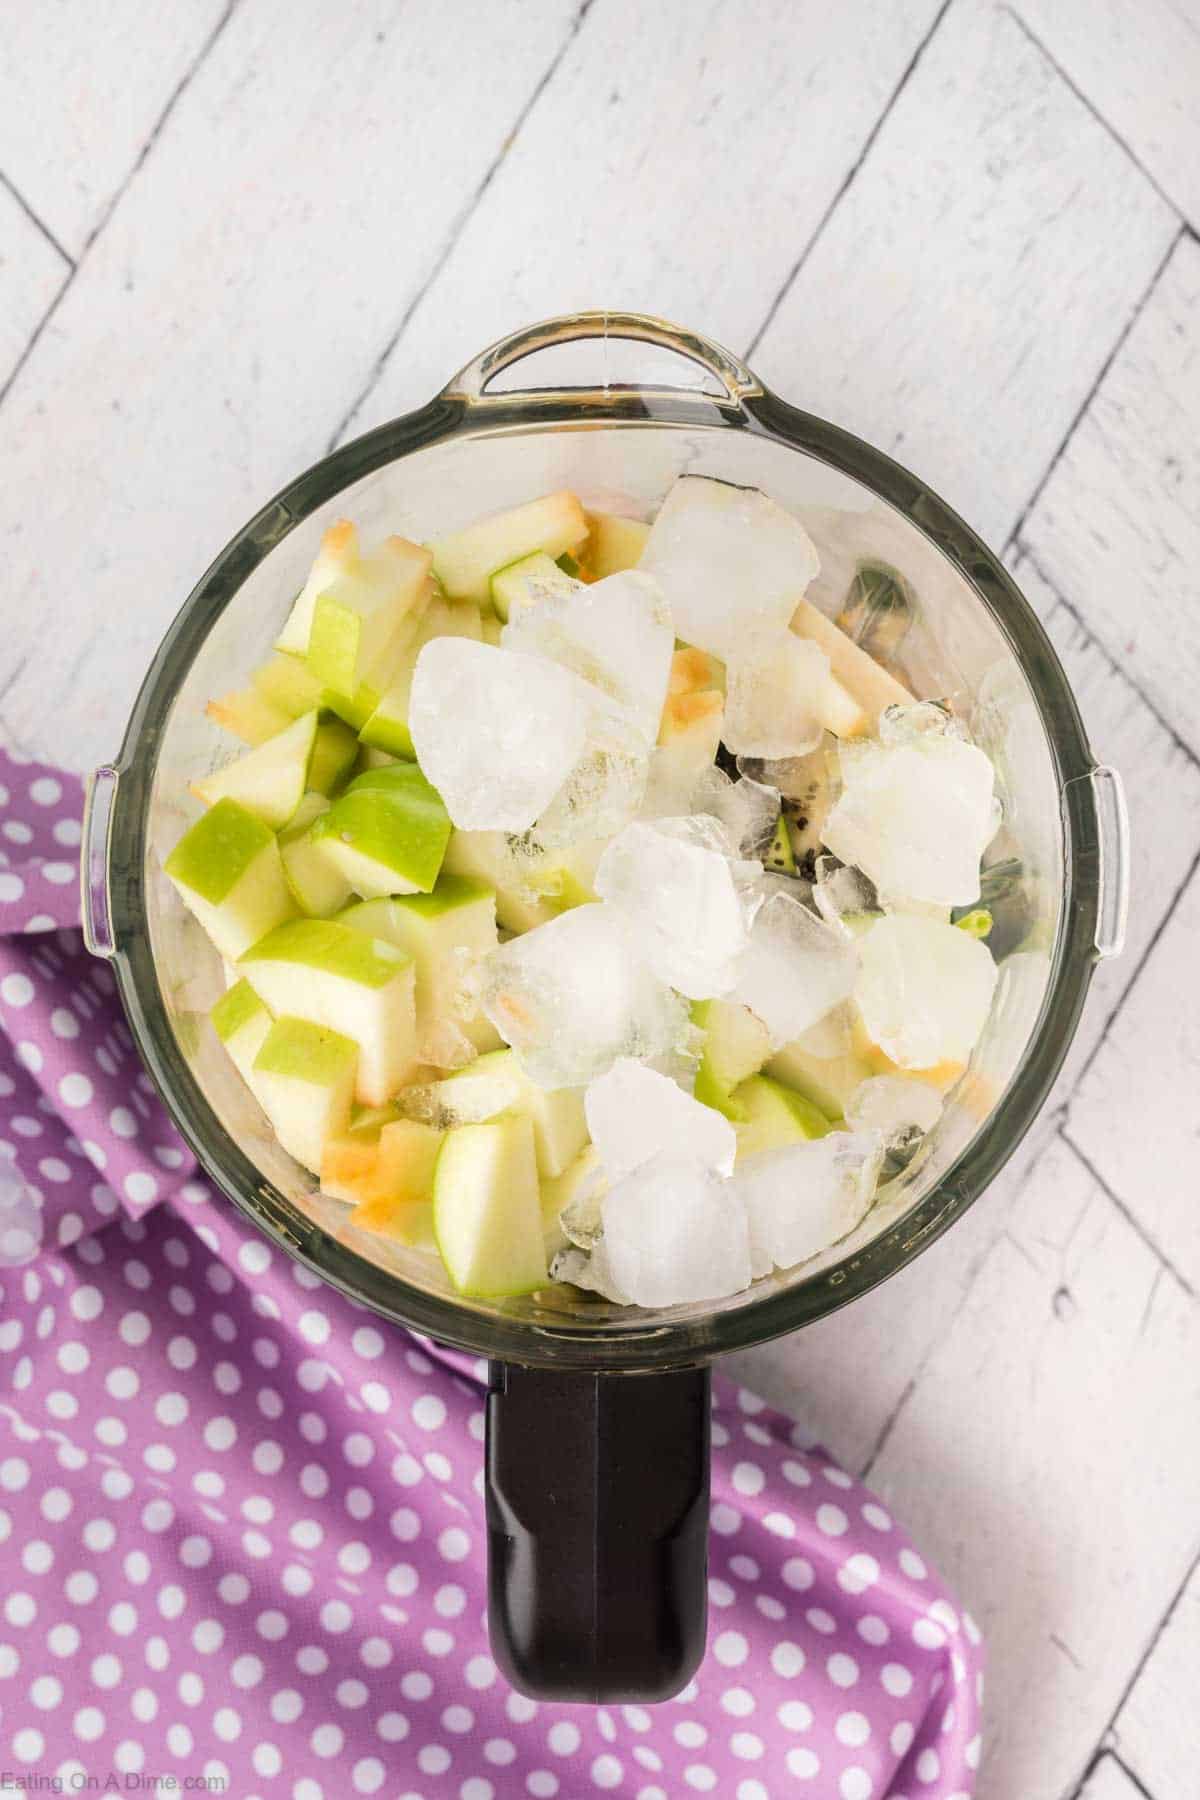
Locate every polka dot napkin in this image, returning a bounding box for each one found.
[0,750,984,1798]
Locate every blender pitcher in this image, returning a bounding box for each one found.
[81,312,1129,1702]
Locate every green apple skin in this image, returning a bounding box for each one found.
[278,796,354,919]
[692,999,772,1121]
[764,1040,875,1123]
[539,1141,602,1259]
[165,799,296,962]
[240,919,418,1107]
[251,1016,358,1173]
[311,763,451,899]
[359,596,483,758]
[308,717,359,796]
[210,978,273,1096]
[192,710,318,830]
[432,1113,548,1297]
[431,490,588,602]
[731,1074,832,1162]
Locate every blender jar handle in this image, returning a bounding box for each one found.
[1085,764,1130,960]
[485,1361,710,1702]
[443,310,760,409]
[82,766,120,959]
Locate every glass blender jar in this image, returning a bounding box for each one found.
[82,312,1128,1700]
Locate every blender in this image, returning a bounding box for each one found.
[81,311,1128,1701]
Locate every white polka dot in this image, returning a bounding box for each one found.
[916,1748,941,1784]
[31,777,62,806]
[862,1502,892,1531]
[48,1624,80,1657]
[965,1732,982,1769]
[839,1553,881,1595]
[827,1653,860,1688]
[731,1460,764,1496]
[913,1618,947,1650]
[412,1393,446,1431]
[899,1547,927,1580]
[711,1503,741,1535]
[881,1661,914,1697]
[591,1755,622,1789]
[59,1073,94,1109]
[548,1722,580,1756]
[836,1711,871,1747]
[438,1526,470,1562]
[731,1733,764,1761]
[42,862,75,884]
[713,1630,748,1668]
[73,1706,105,1742]
[352,1759,385,1794]
[840,1770,873,1800]
[31,1674,63,1709]
[0,1457,30,1492]
[816,1503,848,1536]
[857,1614,890,1646]
[771,1641,805,1678]
[0,873,24,903]
[721,1688,755,1718]
[69,1285,103,1322]
[11,1728,43,1763]
[6,1591,36,1626]
[0,973,34,1007]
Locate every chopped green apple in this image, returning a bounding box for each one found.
[764,813,796,874]
[165,798,296,962]
[764,1033,877,1123]
[692,999,772,1120]
[439,1048,587,1178]
[587,512,650,579]
[210,978,272,1096]
[340,1120,444,1250]
[479,611,504,647]
[790,597,911,733]
[338,878,501,1058]
[441,830,557,934]
[251,1016,358,1173]
[206,686,293,746]
[432,1114,547,1297]
[309,763,451,899]
[731,1073,831,1161]
[519,838,605,913]
[431,490,588,601]
[356,745,400,772]
[277,521,431,667]
[239,918,418,1107]
[278,795,353,919]
[191,710,319,829]
[252,650,327,718]
[490,550,577,622]
[539,1142,602,1259]
[307,717,359,796]
[358,595,483,759]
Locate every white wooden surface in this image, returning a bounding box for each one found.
[0,4,1196,1795]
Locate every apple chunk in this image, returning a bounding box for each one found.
[251,1016,358,1173]
[165,798,296,962]
[433,1114,547,1297]
[210,978,272,1098]
[338,878,501,1062]
[239,918,418,1106]
[431,490,587,601]
[191,710,319,829]
[310,762,451,899]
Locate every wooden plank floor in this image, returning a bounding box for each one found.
[0,3,1195,1792]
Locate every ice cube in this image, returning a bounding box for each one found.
[787,1000,855,1058]
[823,735,997,908]
[639,475,820,656]
[594,817,757,998]
[501,570,674,742]
[549,1243,631,1305]
[723,633,829,759]
[408,638,592,833]
[855,914,998,1069]
[878,699,967,747]
[535,694,649,848]
[481,903,690,1089]
[846,1074,943,1138]
[813,856,880,932]
[697,768,783,861]
[731,889,858,1047]
[585,1058,737,1185]
[732,1130,882,1276]
[600,1156,752,1307]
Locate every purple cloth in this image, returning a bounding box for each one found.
[0,749,984,1798]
